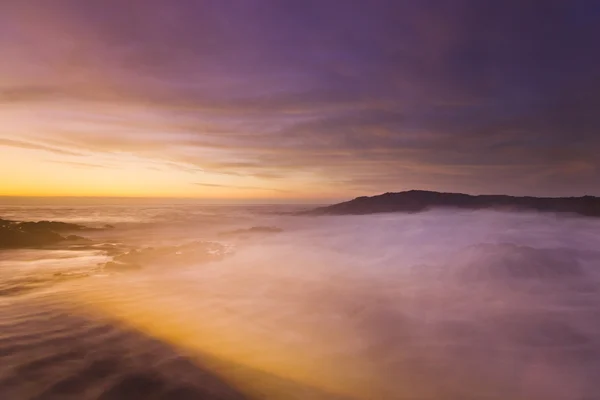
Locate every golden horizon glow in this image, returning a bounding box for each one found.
[0,144,349,201]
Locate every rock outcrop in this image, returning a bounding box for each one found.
[0,218,98,249]
[101,241,230,272]
[218,226,283,238]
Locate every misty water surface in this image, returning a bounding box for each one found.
[1,205,600,399]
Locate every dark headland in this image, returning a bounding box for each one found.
[309,190,600,217]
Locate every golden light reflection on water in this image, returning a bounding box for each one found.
[61,274,427,400]
[66,291,372,399]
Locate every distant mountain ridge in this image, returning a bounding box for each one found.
[309,190,600,217]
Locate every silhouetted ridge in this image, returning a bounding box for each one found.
[309,190,600,217]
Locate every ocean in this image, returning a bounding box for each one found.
[1,203,600,399]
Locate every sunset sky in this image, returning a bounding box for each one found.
[1,1,599,201]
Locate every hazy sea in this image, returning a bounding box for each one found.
[1,203,600,399]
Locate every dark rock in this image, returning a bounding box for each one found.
[0,218,95,249]
[103,261,142,272]
[103,241,229,271]
[219,226,283,238]
[308,190,600,217]
[17,220,89,232]
[65,235,90,242]
[0,220,65,248]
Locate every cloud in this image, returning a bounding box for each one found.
[194,182,290,193]
[1,1,600,196]
[0,138,83,156]
[46,160,107,169]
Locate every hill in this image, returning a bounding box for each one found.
[309,190,600,217]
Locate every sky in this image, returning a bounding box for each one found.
[1,0,599,201]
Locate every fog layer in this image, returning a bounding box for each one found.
[58,210,600,399]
